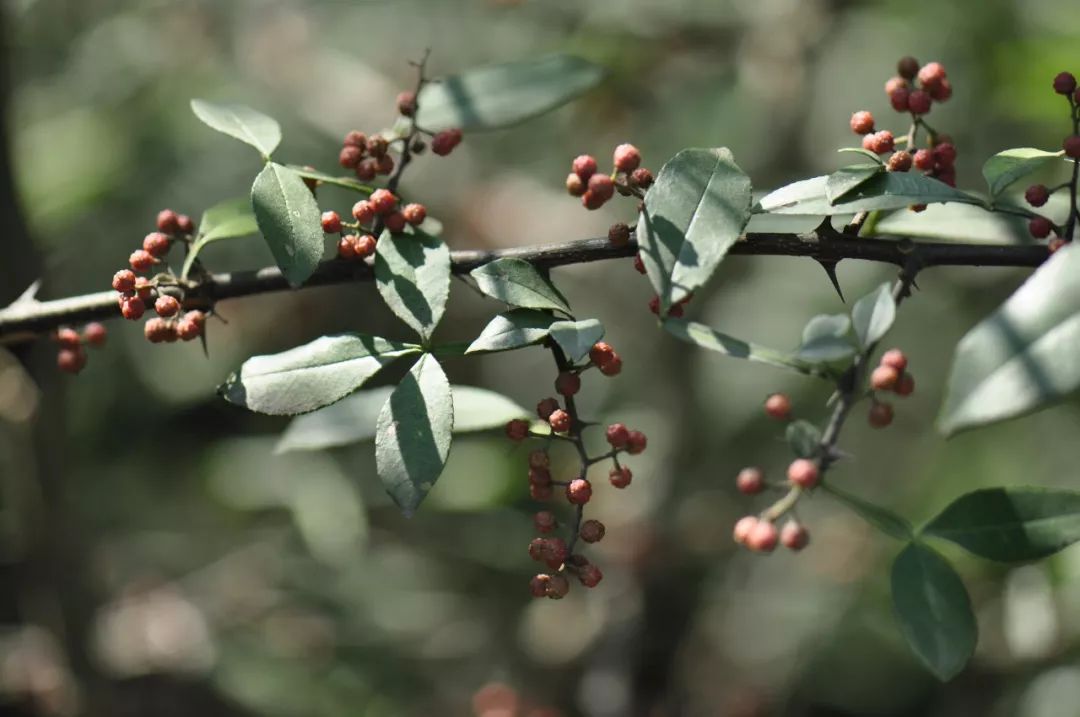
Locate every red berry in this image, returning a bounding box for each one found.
[431,128,462,156]
[1053,71,1077,95]
[1064,135,1080,159]
[608,222,631,247]
[529,467,552,488]
[339,145,363,169]
[337,236,357,260]
[355,159,377,181]
[321,211,342,233]
[578,564,603,588]
[887,151,913,172]
[587,173,615,202]
[176,316,203,341]
[880,349,908,372]
[849,110,875,135]
[536,397,560,420]
[736,467,765,495]
[555,372,581,397]
[885,76,910,95]
[366,136,388,158]
[344,130,367,148]
[156,209,180,233]
[580,190,604,210]
[630,167,654,188]
[120,296,145,320]
[112,269,137,293]
[546,537,569,563]
[529,574,550,597]
[648,295,660,315]
[154,295,180,317]
[548,409,571,434]
[633,254,646,274]
[566,173,586,197]
[572,154,598,180]
[599,354,623,377]
[396,90,417,117]
[351,199,374,224]
[546,574,570,599]
[369,189,397,215]
[56,347,86,374]
[143,232,170,257]
[56,327,81,349]
[912,149,934,171]
[780,522,810,551]
[895,373,915,397]
[529,538,547,562]
[566,478,592,505]
[609,466,632,489]
[613,144,641,173]
[870,364,900,391]
[933,142,957,167]
[907,90,932,115]
[873,131,895,154]
[1029,216,1053,239]
[745,520,778,553]
[129,250,154,273]
[626,430,647,455]
[764,393,791,420]
[384,211,407,234]
[787,458,819,489]
[528,450,550,469]
[889,87,910,113]
[868,402,894,428]
[83,322,107,347]
[897,57,920,80]
[375,154,395,175]
[506,419,530,441]
[605,423,630,448]
[530,483,553,501]
[733,515,759,544]
[1025,184,1050,207]
[917,62,947,89]
[580,519,605,543]
[354,234,377,258]
[402,203,426,226]
[534,511,557,533]
[589,341,615,367]
[143,317,172,343]
[928,78,952,102]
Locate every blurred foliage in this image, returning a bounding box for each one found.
[4,0,1080,715]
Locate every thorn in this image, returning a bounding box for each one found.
[13,280,42,307]
[817,260,845,302]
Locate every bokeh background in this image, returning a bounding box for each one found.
[2,1,1080,715]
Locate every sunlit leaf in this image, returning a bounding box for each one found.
[375,229,451,342]
[469,257,571,314]
[251,162,325,287]
[465,309,556,354]
[191,99,281,157]
[662,317,815,374]
[758,173,980,215]
[826,164,884,204]
[851,281,896,348]
[982,147,1064,198]
[548,319,604,363]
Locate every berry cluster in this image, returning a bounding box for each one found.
[504,340,641,599]
[849,57,958,201]
[733,349,916,554]
[321,189,428,260]
[564,143,652,211]
[108,210,206,346]
[1020,70,1080,247]
[53,322,107,374]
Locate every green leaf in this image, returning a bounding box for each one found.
[375,354,453,515]
[190,99,281,158]
[821,482,914,541]
[375,229,451,342]
[416,54,606,132]
[469,257,571,314]
[464,309,556,354]
[890,542,977,681]
[662,317,815,374]
[275,384,528,453]
[758,173,980,215]
[826,164,884,204]
[218,334,421,415]
[851,282,896,348]
[251,162,326,287]
[548,319,604,363]
[637,147,753,312]
[923,487,1080,562]
[287,165,373,194]
[797,314,857,363]
[939,244,1080,435]
[982,147,1064,198]
[785,420,821,458]
[837,147,885,164]
[181,197,260,278]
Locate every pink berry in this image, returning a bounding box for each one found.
[733,515,759,544]
[736,467,765,495]
[605,423,630,449]
[895,373,915,397]
[572,154,598,180]
[154,295,180,318]
[913,149,934,171]
[120,296,145,320]
[889,87,910,113]
[143,232,170,257]
[578,564,603,588]
[566,478,592,505]
[83,322,107,347]
[885,76,910,95]
[880,349,908,372]
[396,90,417,117]
[613,144,641,173]
[609,466,632,489]
[630,167,654,189]
[870,365,900,391]
[351,201,375,224]
[339,145,363,169]
[1029,216,1053,239]
[1025,184,1050,207]
[626,430,647,455]
[321,211,342,233]
[566,173,586,197]
[745,520,778,553]
[176,316,203,341]
[384,211,407,234]
[849,110,875,135]
[555,372,581,397]
[354,234,376,258]
[529,574,550,598]
[928,79,952,102]
[580,519,605,543]
[143,317,172,343]
[55,327,81,349]
[548,409,571,434]
[56,347,86,374]
[1053,71,1077,95]
[873,131,895,154]
[369,189,397,215]
[764,393,791,420]
[337,236,357,260]
[402,203,426,226]
[907,90,932,115]
[589,341,616,367]
[599,354,623,376]
[887,151,913,172]
[129,250,154,273]
[917,62,947,89]
[156,209,180,233]
[587,173,615,202]
[112,269,137,293]
[431,128,462,156]
[534,511,557,534]
[780,522,810,551]
[868,402,894,428]
[787,459,819,489]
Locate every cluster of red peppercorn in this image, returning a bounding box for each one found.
[849,57,958,203]
[1021,71,1080,249]
[108,210,206,346]
[53,322,107,374]
[565,143,653,211]
[320,189,429,260]
[503,341,643,599]
[732,349,915,554]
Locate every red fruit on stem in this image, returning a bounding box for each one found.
[745,520,778,553]
[589,341,615,367]
[143,232,170,257]
[895,373,915,397]
[870,364,900,391]
[384,211,407,233]
[352,200,376,224]
[599,354,623,376]
[630,167,654,188]
[546,574,570,599]
[578,564,603,588]
[528,450,550,469]
[355,159,377,181]
[402,203,426,226]
[633,254,647,274]
[849,110,875,135]
[56,327,81,349]
[536,397,560,420]
[780,522,810,551]
[83,322,107,347]
[928,78,952,102]
[887,151,913,172]
[354,234,377,258]
[1025,184,1050,207]
[613,143,641,173]
[913,149,934,171]
[1053,71,1077,95]
[566,478,592,505]
[897,57,920,80]
[736,467,765,495]
[129,250,155,273]
[1063,134,1080,159]
[369,189,397,215]
[337,236,357,260]
[787,458,819,489]
[868,402,894,428]
[396,90,417,117]
[907,90,932,115]
[572,154,598,180]
[548,409,572,434]
[566,173,586,196]
[156,209,180,233]
[605,423,630,448]
[1029,216,1053,239]
[154,295,180,318]
[339,145,363,169]
[880,349,908,372]
[431,128,462,156]
[733,515,759,544]
[120,296,145,320]
[764,393,791,420]
[917,62,947,89]
[344,130,367,147]
[534,511,557,534]
[529,574,550,597]
[608,222,631,247]
[587,173,615,202]
[321,211,342,233]
[555,372,581,396]
[506,419,530,441]
[889,87,910,113]
[112,269,137,293]
[609,466,632,489]
[580,519,605,543]
[57,347,86,374]
[626,430,647,455]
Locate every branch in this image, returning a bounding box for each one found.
[0,230,1049,344]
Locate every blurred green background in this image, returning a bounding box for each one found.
[2,0,1080,715]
